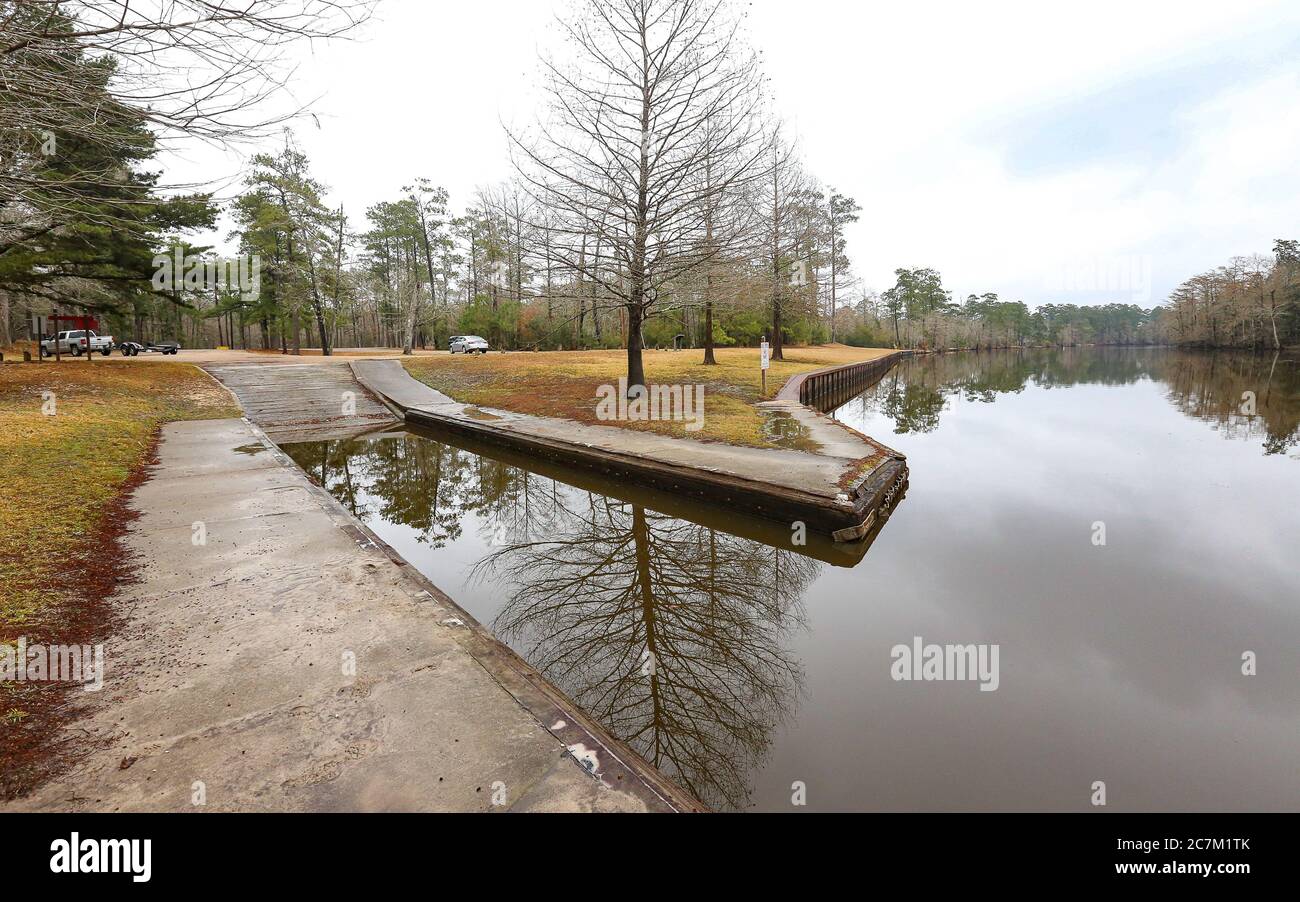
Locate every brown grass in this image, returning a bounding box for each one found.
[0,360,238,641]
[402,344,892,447]
[0,340,37,360]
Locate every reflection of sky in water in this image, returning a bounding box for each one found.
[285,350,1300,812]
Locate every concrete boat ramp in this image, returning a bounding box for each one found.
[204,362,397,443]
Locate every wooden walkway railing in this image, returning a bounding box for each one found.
[776,351,911,413]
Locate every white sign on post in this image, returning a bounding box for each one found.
[760,340,770,371]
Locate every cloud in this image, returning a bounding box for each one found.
[750,0,1300,305]
[158,0,1300,310]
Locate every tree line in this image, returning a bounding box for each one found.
[833,247,1298,352]
[162,0,871,368]
[2,1,1295,377]
[1160,242,1300,349]
[835,267,1161,351]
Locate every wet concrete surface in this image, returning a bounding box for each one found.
[3,418,692,812]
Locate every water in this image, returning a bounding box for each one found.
[282,348,1299,812]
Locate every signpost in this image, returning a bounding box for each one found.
[760,337,770,397]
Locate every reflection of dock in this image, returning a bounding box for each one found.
[353,358,909,545]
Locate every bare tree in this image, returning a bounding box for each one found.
[1,1,374,144]
[762,128,804,360]
[696,105,766,364]
[404,179,450,352]
[510,0,772,390]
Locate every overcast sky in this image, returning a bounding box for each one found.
[169,0,1300,309]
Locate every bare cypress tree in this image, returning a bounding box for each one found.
[696,105,768,364]
[510,0,772,390]
[764,129,806,361]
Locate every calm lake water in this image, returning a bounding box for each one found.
[283,348,1299,812]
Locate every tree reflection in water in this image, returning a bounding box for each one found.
[843,348,1299,455]
[475,496,819,811]
[284,434,826,810]
[286,434,579,549]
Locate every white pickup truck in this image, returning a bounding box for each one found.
[40,329,115,357]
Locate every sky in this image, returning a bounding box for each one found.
[165,0,1300,310]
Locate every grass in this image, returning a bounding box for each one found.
[402,344,893,448]
[0,340,37,361]
[0,359,240,640]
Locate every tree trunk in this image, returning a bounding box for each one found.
[829,216,838,343]
[305,245,331,356]
[545,229,554,325]
[632,506,663,748]
[591,217,605,343]
[332,205,346,350]
[403,281,417,355]
[1268,289,1281,350]
[575,235,587,348]
[702,295,716,365]
[770,153,784,360]
[626,302,646,392]
[0,290,11,347]
[702,187,717,365]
